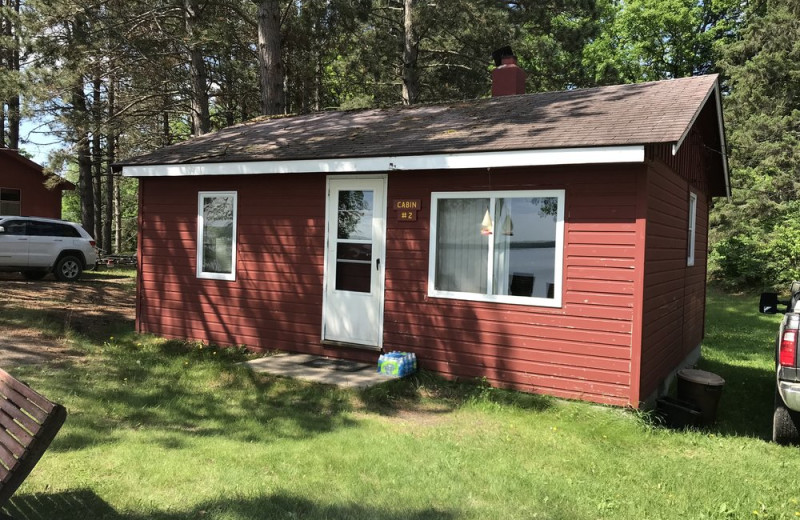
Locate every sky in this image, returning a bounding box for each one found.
[19,117,60,168]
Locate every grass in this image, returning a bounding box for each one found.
[2,280,800,519]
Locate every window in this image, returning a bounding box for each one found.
[0,220,26,235]
[687,192,697,267]
[197,191,237,280]
[28,221,81,237]
[429,190,565,307]
[0,188,21,216]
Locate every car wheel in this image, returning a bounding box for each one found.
[22,271,47,280]
[773,388,800,445]
[54,255,83,282]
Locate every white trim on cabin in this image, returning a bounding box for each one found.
[687,191,697,267]
[196,191,238,281]
[427,189,565,308]
[121,146,646,178]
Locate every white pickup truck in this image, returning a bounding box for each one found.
[760,282,800,444]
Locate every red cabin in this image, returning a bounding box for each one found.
[0,148,74,219]
[118,73,729,407]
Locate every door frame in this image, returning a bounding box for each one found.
[321,174,388,348]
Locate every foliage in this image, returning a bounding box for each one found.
[583,0,741,84]
[3,0,798,286]
[710,0,800,289]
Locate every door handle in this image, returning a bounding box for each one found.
[376,258,380,271]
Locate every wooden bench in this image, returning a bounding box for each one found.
[0,368,67,511]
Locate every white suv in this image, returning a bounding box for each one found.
[0,216,98,281]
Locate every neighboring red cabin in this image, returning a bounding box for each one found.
[0,148,74,218]
[118,72,729,407]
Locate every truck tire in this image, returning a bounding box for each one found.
[773,388,800,445]
[54,255,83,282]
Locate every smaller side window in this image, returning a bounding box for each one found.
[0,188,21,216]
[1,220,26,235]
[197,191,238,281]
[687,192,697,267]
[57,223,81,237]
[28,221,57,237]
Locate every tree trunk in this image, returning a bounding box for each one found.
[73,79,94,235]
[402,0,419,105]
[92,77,102,249]
[104,78,114,253]
[185,0,210,135]
[3,0,20,149]
[113,161,121,253]
[256,0,284,115]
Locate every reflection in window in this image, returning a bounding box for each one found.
[492,197,558,298]
[430,191,564,306]
[335,190,374,293]
[198,191,237,280]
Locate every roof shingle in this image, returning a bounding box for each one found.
[119,74,720,167]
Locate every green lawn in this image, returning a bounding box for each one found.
[2,282,799,520]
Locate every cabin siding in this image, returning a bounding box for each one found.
[136,174,353,359]
[137,165,644,406]
[0,154,63,218]
[639,145,710,400]
[382,165,643,406]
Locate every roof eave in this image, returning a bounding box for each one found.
[121,145,647,178]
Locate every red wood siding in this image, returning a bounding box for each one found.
[137,164,646,407]
[639,154,709,401]
[383,165,645,406]
[0,155,63,219]
[136,174,376,361]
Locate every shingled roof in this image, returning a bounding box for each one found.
[119,74,724,166]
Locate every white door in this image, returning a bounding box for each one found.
[323,177,386,347]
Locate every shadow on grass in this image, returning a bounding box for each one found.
[30,335,361,453]
[678,289,779,440]
[358,370,553,417]
[0,292,134,343]
[696,359,773,440]
[2,490,460,520]
[46,364,359,453]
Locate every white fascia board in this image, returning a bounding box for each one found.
[121,145,645,177]
[670,82,731,200]
[714,84,732,200]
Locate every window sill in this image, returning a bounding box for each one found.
[428,290,562,308]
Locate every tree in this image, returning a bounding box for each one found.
[710,0,800,288]
[255,0,284,115]
[583,0,741,84]
[1,0,22,148]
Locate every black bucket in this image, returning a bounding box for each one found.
[677,369,725,426]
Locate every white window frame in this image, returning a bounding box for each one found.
[197,191,238,281]
[687,191,697,267]
[428,189,565,308]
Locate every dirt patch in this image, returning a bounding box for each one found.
[0,272,135,367]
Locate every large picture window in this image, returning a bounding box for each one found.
[197,191,237,280]
[429,190,565,307]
